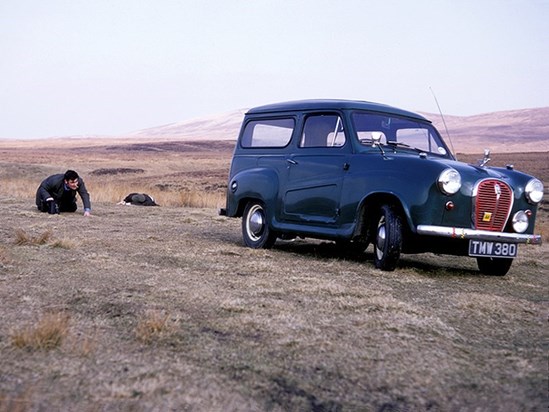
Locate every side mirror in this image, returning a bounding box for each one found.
[370,132,386,157]
[371,131,383,146]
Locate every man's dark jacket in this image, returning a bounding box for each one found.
[35,174,91,210]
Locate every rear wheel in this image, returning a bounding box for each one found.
[476,257,513,276]
[242,201,277,249]
[374,205,402,271]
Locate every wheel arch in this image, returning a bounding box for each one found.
[354,192,411,243]
[227,168,279,218]
[234,196,264,218]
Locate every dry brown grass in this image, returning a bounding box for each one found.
[12,229,78,248]
[0,246,11,265]
[0,196,546,411]
[134,310,179,344]
[67,330,98,357]
[14,228,53,246]
[12,229,77,249]
[538,218,549,243]
[49,237,78,249]
[0,390,32,412]
[11,312,70,351]
[0,143,229,209]
[90,181,225,208]
[0,139,546,411]
[3,175,226,209]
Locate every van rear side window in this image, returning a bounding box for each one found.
[240,118,295,148]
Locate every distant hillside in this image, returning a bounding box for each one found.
[130,109,247,141]
[2,106,546,154]
[423,107,549,154]
[129,106,549,154]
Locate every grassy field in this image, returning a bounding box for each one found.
[0,140,547,411]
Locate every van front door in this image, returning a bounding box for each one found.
[282,114,350,225]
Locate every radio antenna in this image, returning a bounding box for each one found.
[429,87,457,160]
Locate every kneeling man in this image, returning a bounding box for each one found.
[36,170,91,216]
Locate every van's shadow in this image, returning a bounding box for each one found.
[273,240,481,277]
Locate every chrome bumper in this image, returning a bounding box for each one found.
[416,225,543,245]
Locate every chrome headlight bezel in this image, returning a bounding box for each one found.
[512,211,529,233]
[525,178,544,204]
[437,168,462,195]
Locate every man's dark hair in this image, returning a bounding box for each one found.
[64,170,79,181]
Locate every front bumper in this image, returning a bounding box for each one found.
[416,225,542,245]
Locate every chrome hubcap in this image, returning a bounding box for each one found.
[376,220,386,259]
[247,205,265,241]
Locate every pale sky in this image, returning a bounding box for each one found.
[1,0,548,139]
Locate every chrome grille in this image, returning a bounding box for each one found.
[474,179,513,231]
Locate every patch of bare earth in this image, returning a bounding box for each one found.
[0,197,546,411]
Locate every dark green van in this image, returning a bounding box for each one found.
[220,99,543,276]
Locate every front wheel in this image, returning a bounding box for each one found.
[374,205,402,271]
[242,201,277,249]
[477,257,513,276]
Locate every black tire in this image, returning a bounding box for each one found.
[242,201,277,249]
[476,257,513,276]
[374,205,402,271]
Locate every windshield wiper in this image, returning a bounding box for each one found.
[386,140,424,153]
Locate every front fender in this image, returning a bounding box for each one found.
[343,155,462,234]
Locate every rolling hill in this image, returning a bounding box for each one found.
[1,106,547,155]
[422,107,549,154]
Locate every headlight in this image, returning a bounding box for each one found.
[437,168,461,195]
[512,211,529,233]
[525,178,543,204]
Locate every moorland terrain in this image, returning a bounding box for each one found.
[14,105,549,154]
[0,107,547,411]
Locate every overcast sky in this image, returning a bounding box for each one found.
[1,0,548,139]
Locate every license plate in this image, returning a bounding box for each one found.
[468,240,518,258]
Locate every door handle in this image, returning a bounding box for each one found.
[343,162,350,170]
[287,159,298,165]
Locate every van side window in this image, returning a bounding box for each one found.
[240,118,295,148]
[300,115,346,148]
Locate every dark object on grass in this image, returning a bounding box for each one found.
[119,193,158,206]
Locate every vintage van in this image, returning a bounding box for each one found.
[220,100,543,276]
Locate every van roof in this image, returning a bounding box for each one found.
[247,99,429,121]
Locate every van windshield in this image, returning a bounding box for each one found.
[351,112,453,158]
